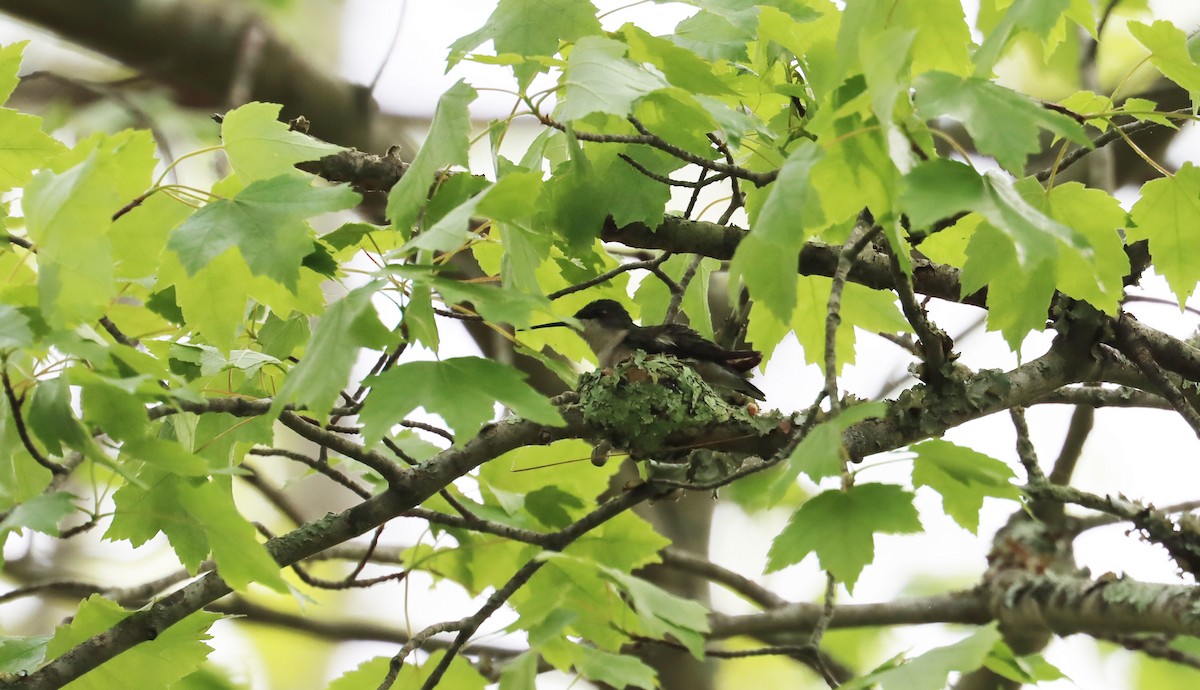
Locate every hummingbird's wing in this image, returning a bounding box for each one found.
[646,324,762,372]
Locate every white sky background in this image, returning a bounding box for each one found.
[2,1,1200,688]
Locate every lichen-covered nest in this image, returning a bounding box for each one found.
[576,351,764,458]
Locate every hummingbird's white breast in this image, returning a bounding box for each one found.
[580,319,631,368]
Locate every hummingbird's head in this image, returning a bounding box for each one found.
[573,299,635,329]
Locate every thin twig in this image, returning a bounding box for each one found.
[381,484,657,689]
[1,364,65,475]
[882,234,947,384]
[707,132,744,223]
[1033,109,1191,183]
[547,255,670,300]
[660,547,788,609]
[247,446,373,499]
[1009,407,1045,484]
[664,255,704,324]
[532,109,778,187]
[1112,317,1200,438]
[1047,404,1094,486]
[239,463,306,525]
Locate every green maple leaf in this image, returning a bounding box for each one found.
[766,483,921,591]
[770,402,888,502]
[386,81,476,236]
[561,36,667,121]
[0,109,67,193]
[271,283,391,420]
[1129,162,1200,305]
[731,142,825,322]
[621,24,734,95]
[566,511,670,573]
[360,357,563,445]
[903,161,1093,268]
[606,568,710,658]
[167,174,360,290]
[914,72,1088,175]
[0,42,67,192]
[0,635,51,675]
[0,41,27,103]
[0,304,32,349]
[843,624,1002,690]
[106,471,285,592]
[180,480,287,591]
[44,596,221,690]
[973,0,1071,76]
[24,154,119,327]
[448,0,602,62]
[221,101,345,180]
[573,647,657,690]
[960,222,1057,350]
[840,0,971,79]
[1128,20,1200,96]
[911,439,1020,533]
[0,492,77,544]
[1028,182,1129,315]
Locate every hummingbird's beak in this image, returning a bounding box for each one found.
[525,321,573,331]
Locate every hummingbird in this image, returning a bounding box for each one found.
[533,299,765,401]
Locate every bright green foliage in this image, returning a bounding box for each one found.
[44,596,221,690]
[770,402,887,500]
[903,163,1115,347]
[168,175,360,290]
[24,140,139,328]
[2,0,1199,685]
[973,0,1074,76]
[1129,163,1200,305]
[0,635,51,675]
[449,0,601,63]
[271,283,391,420]
[747,276,910,369]
[914,73,1089,175]
[0,44,66,193]
[985,641,1067,684]
[0,41,25,102]
[766,483,921,590]
[386,81,476,236]
[1128,20,1200,98]
[562,36,667,121]
[731,142,824,321]
[911,439,1021,533]
[105,470,287,591]
[522,553,708,681]
[360,356,563,445]
[220,102,345,180]
[843,624,1002,690]
[328,652,486,690]
[0,491,76,566]
[497,651,539,690]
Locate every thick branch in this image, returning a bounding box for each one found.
[11,414,585,690]
[714,573,1200,641]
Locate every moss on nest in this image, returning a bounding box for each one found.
[576,351,759,457]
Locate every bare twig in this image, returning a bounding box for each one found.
[1,364,66,475]
[547,255,670,300]
[882,234,947,384]
[1112,317,1200,438]
[248,447,372,499]
[1047,404,1094,486]
[1034,109,1191,183]
[1009,407,1045,484]
[531,109,778,187]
